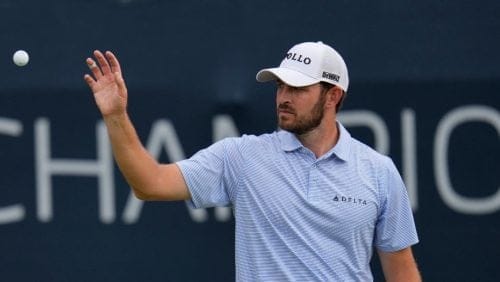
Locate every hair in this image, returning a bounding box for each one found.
[320,82,346,113]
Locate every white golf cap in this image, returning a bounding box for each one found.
[256,41,349,91]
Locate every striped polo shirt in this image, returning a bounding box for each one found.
[177,123,418,281]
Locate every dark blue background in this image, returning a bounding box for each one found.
[1,1,499,281]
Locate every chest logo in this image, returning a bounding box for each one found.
[333,195,368,205]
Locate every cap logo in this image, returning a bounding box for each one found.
[322,71,340,82]
[285,52,311,65]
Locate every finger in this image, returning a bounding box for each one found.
[114,71,127,95]
[94,50,112,75]
[84,74,97,91]
[86,57,102,79]
[105,51,122,74]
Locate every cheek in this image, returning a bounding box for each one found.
[276,90,288,103]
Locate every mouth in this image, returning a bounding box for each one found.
[277,106,295,115]
[277,109,296,120]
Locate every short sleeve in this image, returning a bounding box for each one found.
[374,157,419,252]
[176,137,242,209]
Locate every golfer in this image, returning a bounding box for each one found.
[84,41,421,281]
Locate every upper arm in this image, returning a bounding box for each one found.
[134,163,191,201]
[378,247,421,282]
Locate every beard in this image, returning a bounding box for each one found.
[277,91,326,135]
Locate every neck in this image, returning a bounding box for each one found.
[296,119,340,158]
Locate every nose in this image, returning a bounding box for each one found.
[276,84,292,104]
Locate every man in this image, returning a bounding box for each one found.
[84,41,421,281]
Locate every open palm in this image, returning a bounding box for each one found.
[84,50,128,117]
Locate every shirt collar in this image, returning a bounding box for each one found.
[277,130,303,152]
[277,122,351,161]
[329,122,351,161]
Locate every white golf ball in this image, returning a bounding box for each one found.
[13,50,29,67]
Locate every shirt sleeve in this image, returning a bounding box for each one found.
[176,137,243,209]
[374,157,419,252]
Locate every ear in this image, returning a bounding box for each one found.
[325,87,343,109]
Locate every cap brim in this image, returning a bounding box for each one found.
[256,67,319,87]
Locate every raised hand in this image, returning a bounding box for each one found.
[84,50,128,117]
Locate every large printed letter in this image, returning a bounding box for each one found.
[0,118,26,224]
[434,105,500,214]
[402,109,418,211]
[338,110,390,154]
[35,118,115,223]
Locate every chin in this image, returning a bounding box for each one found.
[278,120,293,130]
[278,124,297,134]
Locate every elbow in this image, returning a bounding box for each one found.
[131,187,155,201]
[131,185,171,201]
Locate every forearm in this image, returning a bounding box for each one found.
[103,112,163,199]
[384,266,421,282]
[379,247,421,282]
[85,50,189,201]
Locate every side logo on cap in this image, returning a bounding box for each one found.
[285,53,312,65]
[322,71,340,82]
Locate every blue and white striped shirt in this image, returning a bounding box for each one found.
[177,123,418,281]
